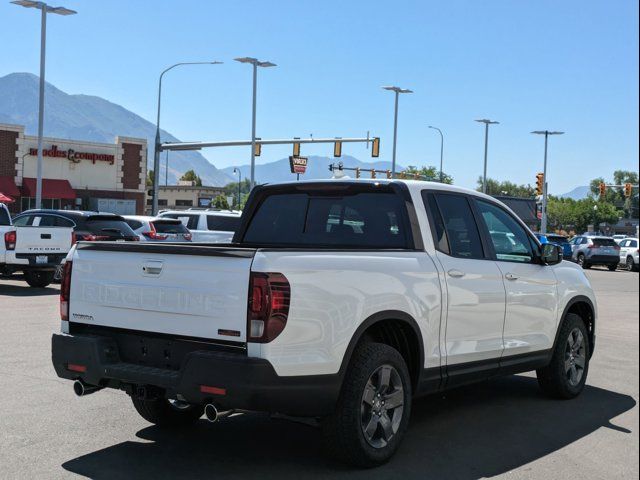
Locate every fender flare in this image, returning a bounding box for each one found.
[336,310,425,385]
[552,295,596,357]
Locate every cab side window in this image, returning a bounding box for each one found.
[475,200,534,263]
[423,192,484,259]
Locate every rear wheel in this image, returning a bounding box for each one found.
[322,343,412,468]
[627,256,638,272]
[607,264,618,271]
[537,313,590,399]
[131,396,204,427]
[24,270,55,288]
[577,254,590,269]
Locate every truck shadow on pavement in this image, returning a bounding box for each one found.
[0,283,59,297]
[61,375,635,479]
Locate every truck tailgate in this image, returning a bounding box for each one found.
[15,226,73,255]
[69,243,256,342]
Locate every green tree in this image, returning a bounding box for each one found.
[402,165,453,184]
[212,194,230,210]
[547,196,621,234]
[180,169,202,186]
[476,177,536,198]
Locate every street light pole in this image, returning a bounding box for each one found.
[233,167,242,208]
[11,1,76,209]
[428,126,444,182]
[234,57,277,190]
[382,86,413,177]
[475,119,500,194]
[152,61,222,215]
[532,130,564,234]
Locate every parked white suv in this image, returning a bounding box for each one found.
[618,237,639,271]
[52,180,597,467]
[157,209,241,243]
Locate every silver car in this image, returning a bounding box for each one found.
[123,216,192,242]
[569,235,620,270]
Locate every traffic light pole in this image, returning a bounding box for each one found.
[541,132,549,234]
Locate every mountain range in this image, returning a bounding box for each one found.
[0,73,399,187]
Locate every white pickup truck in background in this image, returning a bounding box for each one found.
[51,180,597,467]
[1,202,74,288]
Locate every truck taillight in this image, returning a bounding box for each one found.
[60,261,73,321]
[4,230,16,251]
[247,272,290,343]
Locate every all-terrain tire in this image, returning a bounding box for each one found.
[322,342,412,468]
[537,313,590,399]
[131,396,204,427]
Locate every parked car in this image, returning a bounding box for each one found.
[612,234,627,244]
[157,209,241,243]
[13,210,140,242]
[569,235,620,270]
[617,237,639,271]
[1,203,74,287]
[52,180,596,467]
[535,233,572,259]
[123,215,192,242]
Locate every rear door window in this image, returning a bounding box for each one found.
[243,191,409,248]
[428,193,484,259]
[206,215,241,232]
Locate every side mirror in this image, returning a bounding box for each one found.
[541,243,562,266]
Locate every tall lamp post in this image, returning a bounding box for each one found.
[428,126,444,182]
[152,61,222,215]
[233,167,242,208]
[234,57,277,190]
[475,119,499,194]
[532,130,564,234]
[382,86,413,177]
[11,0,76,210]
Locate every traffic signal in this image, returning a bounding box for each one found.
[355,167,361,179]
[292,139,300,157]
[599,182,606,199]
[386,170,392,179]
[535,173,544,196]
[624,183,633,198]
[370,169,376,179]
[333,140,342,158]
[371,137,380,158]
[254,138,262,157]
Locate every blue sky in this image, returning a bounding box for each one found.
[1,0,638,193]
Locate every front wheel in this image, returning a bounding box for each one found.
[322,343,412,468]
[537,313,590,399]
[131,396,204,427]
[627,257,638,272]
[24,270,55,288]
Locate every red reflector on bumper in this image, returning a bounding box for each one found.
[67,364,87,373]
[200,385,226,396]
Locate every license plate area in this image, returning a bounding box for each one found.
[36,255,48,264]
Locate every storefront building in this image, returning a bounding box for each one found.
[149,181,225,213]
[0,123,146,215]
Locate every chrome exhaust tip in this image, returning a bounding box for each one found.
[73,379,102,397]
[204,403,219,423]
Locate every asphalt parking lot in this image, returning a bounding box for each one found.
[0,267,638,479]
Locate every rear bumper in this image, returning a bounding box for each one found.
[586,254,619,264]
[7,252,66,269]
[51,333,340,417]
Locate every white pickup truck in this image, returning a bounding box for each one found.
[1,203,74,288]
[52,180,597,467]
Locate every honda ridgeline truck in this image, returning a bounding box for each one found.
[52,180,597,467]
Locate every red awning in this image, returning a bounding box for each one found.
[21,178,76,200]
[0,176,20,201]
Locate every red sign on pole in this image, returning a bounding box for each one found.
[289,156,308,174]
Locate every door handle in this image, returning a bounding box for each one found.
[505,273,519,281]
[447,269,465,278]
